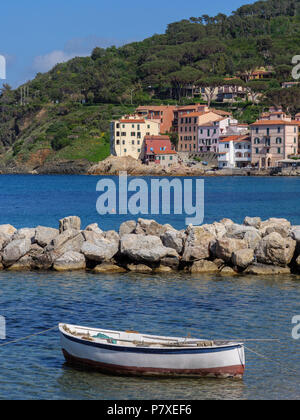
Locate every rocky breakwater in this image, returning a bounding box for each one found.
[0,216,299,276]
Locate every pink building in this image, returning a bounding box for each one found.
[251,118,299,168]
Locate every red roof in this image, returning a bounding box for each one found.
[144,136,176,156]
[219,135,250,143]
[251,120,299,126]
[119,119,145,123]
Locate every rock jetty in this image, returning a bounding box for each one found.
[0,216,299,276]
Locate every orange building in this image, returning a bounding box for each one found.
[135,105,176,134]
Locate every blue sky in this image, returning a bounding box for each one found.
[0,0,251,88]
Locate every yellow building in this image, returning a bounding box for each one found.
[110,115,160,159]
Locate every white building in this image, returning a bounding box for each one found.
[218,135,252,169]
[110,115,160,159]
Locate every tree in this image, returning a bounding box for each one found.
[197,77,226,107]
[244,81,269,103]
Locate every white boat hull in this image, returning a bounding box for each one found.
[59,324,245,379]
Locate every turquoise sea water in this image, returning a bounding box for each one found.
[0,175,300,400]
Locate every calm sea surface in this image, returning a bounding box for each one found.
[0,175,299,400]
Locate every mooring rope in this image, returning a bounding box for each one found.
[0,326,57,347]
[245,345,299,375]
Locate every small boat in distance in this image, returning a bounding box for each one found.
[59,323,245,379]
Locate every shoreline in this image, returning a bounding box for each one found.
[0,215,299,277]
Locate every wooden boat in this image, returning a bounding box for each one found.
[59,323,245,379]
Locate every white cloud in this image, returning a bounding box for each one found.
[32,50,81,73]
[31,35,133,74]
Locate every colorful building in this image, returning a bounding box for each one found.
[218,135,252,169]
[250,113,299,168]
[143,135,178,166]
[198,117,239,153]
[135,105,176,134]
[110,115,160,159]
[177,109,233,153]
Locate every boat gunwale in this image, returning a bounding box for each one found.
[59,324,244,353]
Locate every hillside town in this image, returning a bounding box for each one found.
[110,103,300,172]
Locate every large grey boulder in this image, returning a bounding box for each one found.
[232,248,254,269]
[255,232,296,267]
[2,238,31,267]
[214,237,248,263]
[85,223,103,234]
[53,251,86,272]
[119,221,137,238]
[226,224,259,240]
[202,223,226,240]
[35,226,59,247]
[135,218,171,237]
[190,260,219,274]
[291,227,300,243]
[105,230,120,244]
[49,229,81,251]
[81,238,119,263]
[50,231,85,259]
[245,264,291,275]
[244,217,262,229]
[244,230,261,249]
[182,226,215,262]
[120,234,175,263]
[59,216,81,233]
[259,218,291,238]
[161,230,185,254]
[13,228,36,243]
[0,224,17,237]
[0,233,10,251]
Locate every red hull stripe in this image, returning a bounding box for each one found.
[62,349,245,378]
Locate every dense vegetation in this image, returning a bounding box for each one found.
[1,0,300,169]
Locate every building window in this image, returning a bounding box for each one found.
[121,132,126,136]
[256,148,259,154]
[277,148,281,154]
[116,140,120,145]
[276,138,282,144]
[254,138,260,144]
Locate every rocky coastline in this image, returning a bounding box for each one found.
[0,216,299,276]
[1,155,299,176]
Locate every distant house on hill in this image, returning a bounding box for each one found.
[240,67,274,82]
[282,81,300,89]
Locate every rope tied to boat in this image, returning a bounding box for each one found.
[245,345,299,375]
[0,326,57,347]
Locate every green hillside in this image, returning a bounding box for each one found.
[1,0,300,172]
